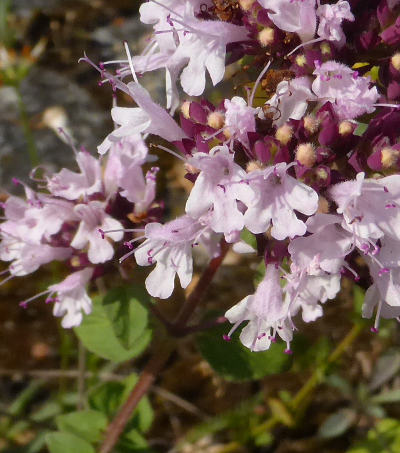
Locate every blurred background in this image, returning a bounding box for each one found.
[1,1,400,453]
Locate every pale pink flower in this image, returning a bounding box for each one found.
[134,215,215,299]
[312,61,379,120]
[185,145,253,241]
[98,82,186,155]
[50,268,94,328]
[316,1,354,47]
[244,163,319,240]
[47,150,103,200]
[71,201,123,264]
[224,265,293,352]
[259,0,317,42]
[264,76,315,127]
[224,96,257,148]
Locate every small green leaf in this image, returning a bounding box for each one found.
[353,123,368,137]
[197,318,292,381]
[74,287,152,362]
[370,389,400,405]
[369,350,400,391]
[116,429,151,453]
[45,432,95,453]
[56,410,108,443]
[240,228,257,250]
[268,398,294,427]
[318,408,356,439]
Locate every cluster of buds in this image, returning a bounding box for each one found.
[2,0,400,353]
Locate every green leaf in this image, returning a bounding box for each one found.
[102,286,150,350]
[354,123,368,137]
[268,398,294,427]
[369,350,400,391]
[347,419,400,452]
[116,429,152,453]
[318,408,356,439]
[196,318,292,381]
[45,432,95,453]
[370,389,400,405]
[56,410,108,443]
[240,228,257,250]
[89,374,153,434]
[74,287,152,362]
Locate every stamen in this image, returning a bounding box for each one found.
[123,41,139,84]
[249,60,271,107]
[287,37,324,58]
[19,289,51,307]
[151,144,186,161]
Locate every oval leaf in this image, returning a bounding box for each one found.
[74,287,151,362]
[318,408,356,439]
[45,432,95,453]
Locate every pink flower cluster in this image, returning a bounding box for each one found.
[2,0,400,354]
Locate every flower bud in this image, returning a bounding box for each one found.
[258,28,274,47]
[303,115,319,134]
[391,53,400,72]
[296,143,316,167]
[295,54,307,67]
[207,111,225,129]
[181,100,191,119]
[246,160,265,172]
[320,42,331,55]
[339,120,354,136]
[275,124,293,145]
[239,0,255,10]
[381,147,400,169]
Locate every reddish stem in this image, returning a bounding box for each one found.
[98,239,229,453]
[99,341,173,453]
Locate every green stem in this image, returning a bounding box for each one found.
[15,84,39,167]
[253,323,363,437]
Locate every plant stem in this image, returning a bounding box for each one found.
[15,84,39,167]
[99,340,174,453]
[253,323,364,436]
[99,242,229,453]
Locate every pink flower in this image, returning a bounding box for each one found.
[47,150,103,200]
[316,1,354,47]
[0,239,71,277]
[134,215,216,299]
[288,213,353,275]
[244,163,319,240]
[224,96,256,149]
[71,201,123,264]
[185,145,253,241]
[98,82,186,155]
[259,0,317,42]
[328,173,400,244]
[49,268,94,328]
[104,136,158,214]
[224,265,293,352]
[264,76,315,127]
[287,270,341,323]
[312,61,379,120]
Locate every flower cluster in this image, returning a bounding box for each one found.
[2,0,400,354]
